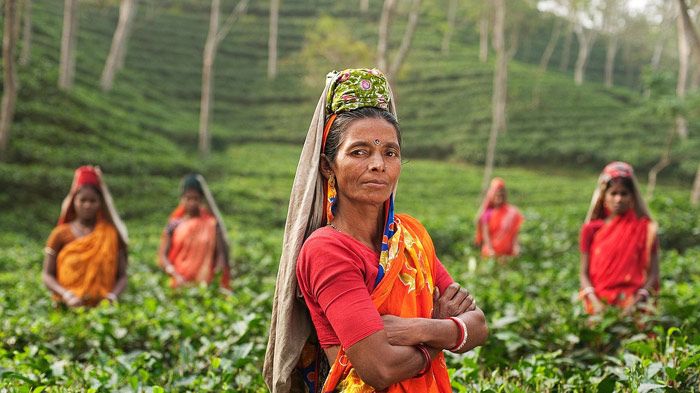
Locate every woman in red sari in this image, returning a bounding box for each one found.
[474,178,523,261]
[158,174,231,290]
[579,162,659,315]
[264,69,488,393]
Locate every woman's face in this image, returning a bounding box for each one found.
[604,180,633,216]
[325,118,401,209]
[492,188,506,207]
[182,189,203,216]
[74,186,101,221]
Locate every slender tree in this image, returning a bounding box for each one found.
[573,23,596,85]
[376,0,397,71]
[19,0,31,66]
[360,0,369,13]
[479,5,489,63]
[481,0,506,195]
[558,21,573,71]
[539,18,561,72]
[388,0,422,81]
[58,0,78,90]
[441,0,458,54]
[100,0,138,91]
[601,0,625,88]
[267,0,280,79]
[675,0,700,204]
[199,0,249,155]
[0,0,19,160]
[675,0,691,140]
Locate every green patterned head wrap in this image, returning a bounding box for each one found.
[325,68,391,117]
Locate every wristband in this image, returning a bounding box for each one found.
[578,286,595,300]
[448,317,468,352]
[636,288,650,298]
[414,344,431,378]
[62,290,75,302]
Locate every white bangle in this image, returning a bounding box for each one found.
[448,317,469,352]
[579,286,595,298]
[62,290,75,301]
[637,288,651,298]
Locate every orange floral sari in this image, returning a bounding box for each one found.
[322,214,451,393]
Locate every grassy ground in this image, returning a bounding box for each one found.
[1,143,699,391]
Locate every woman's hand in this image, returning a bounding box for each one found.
[381,315,424,346]
[432,283,476,319]
[62,290,83,307]
[587,294,604,314]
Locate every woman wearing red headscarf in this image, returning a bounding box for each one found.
[42,166,129,307]
[579,162,659,315]
[474,178,524,261]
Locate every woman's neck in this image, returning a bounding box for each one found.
[77,216,96,228]
[331,202,385,253]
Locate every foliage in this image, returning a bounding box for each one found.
[295,15,373,87]
[2,144,699,391]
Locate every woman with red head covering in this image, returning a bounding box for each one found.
[158,174,230,290]
[579,162,660,315]
[474,178,524,261]
[42,166,129,307]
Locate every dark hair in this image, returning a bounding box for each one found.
[323,107,401,162]
[182,174,204,196]
[76,183,102,198]
[606,177,634,194]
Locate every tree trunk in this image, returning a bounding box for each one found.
[646,127,674,200]
[676,5,690,139]
[573,25,595,86]
[388,0,421,81]
[58,0,78,90]
[100,0,138,91]
[482,0,506,195]
[538,19,561,72]
[1,0,19,160]
[360,0,369,13]
[691,163,700,205]
[479,15,488,63]
[691,62,700,91]
[199,0,221,156]
[604,35,618,88]
[267,0,279,80]
[198,0,248,156]
[19,0,31,66]
[559,22,572,72]
[376,0,397,72]
[441,0,458,55]
[650,41,663,71]
[676,0,700,65]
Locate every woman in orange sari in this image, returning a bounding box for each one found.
[474,178,523,261]
[42,166,129,307]
[579,162,659,315]
[158,174,230,290]
[264,69,488,393]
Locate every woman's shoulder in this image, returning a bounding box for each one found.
[302,226,352,252]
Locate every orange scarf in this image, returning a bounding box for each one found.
[56,220,119,306]
[322,214,452,393]
[160,205,219,287]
